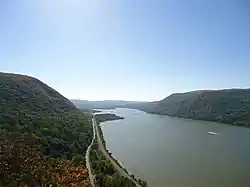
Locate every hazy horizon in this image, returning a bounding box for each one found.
[1,0,250,101]
[70,87,250,102]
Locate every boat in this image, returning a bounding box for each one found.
[208,131,217,135]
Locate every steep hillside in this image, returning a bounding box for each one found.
[0,72,76,115]
[0,72,92,186]
[128,89,250,127]
[0,72,93,157]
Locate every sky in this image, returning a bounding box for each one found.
[0,0,250,101]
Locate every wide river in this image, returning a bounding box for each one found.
[97,108,250,187]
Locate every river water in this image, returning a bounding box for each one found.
[97,108,250,187]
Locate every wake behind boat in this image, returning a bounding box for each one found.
[208,131,217,135]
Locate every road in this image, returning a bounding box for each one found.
[85,119,96,187]
[92,116,142,187]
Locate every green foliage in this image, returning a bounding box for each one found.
[0,108,93,160]
[130,89,250,127]
[90,141,138,187]
[0,72,93,160]
[95,172,136,187]
[90,142,116,175]
[95,113,124,122]
[71,154,85,166]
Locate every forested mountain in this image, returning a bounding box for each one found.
[0,72,76,115]
[127,89,250,127]
[0,72,92,186]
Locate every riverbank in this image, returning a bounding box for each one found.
[97,108,250,187]
[92,116,147,187]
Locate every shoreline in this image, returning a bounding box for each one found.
[98,123,129,171]
[102,107,250,128]
[94,117,147,186]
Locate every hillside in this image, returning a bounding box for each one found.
[0,72,92,186]
[0,72,76,115]
[127,89,250,127]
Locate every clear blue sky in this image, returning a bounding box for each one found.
[0,0,250,101]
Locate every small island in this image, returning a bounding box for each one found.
[94,113,124,122]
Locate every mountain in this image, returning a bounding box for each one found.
[127,89,250,127]
[0,72,77,115]
[0,72,92,156]
[71,99,145,109]
[0,72,92,186]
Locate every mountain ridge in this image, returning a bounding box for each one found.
[126,88,250,127]
[0,72,77,114]
[71,99,146,109]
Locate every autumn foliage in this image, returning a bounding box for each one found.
[0,137,90,187]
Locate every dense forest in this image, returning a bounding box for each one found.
[127,89,250,127]
[95,113,124,122]
[0,72,92,186]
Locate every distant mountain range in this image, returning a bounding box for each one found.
[73,89,250,127]
[71,99,146,109]
[126,89,250,127]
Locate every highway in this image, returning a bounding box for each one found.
[85,119,96,187]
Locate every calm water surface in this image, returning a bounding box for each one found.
[98,108,250,187]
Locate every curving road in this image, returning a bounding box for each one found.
[85,118,96,187]
[92,116,142,187]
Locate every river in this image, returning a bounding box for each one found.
[97,108,250,187]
